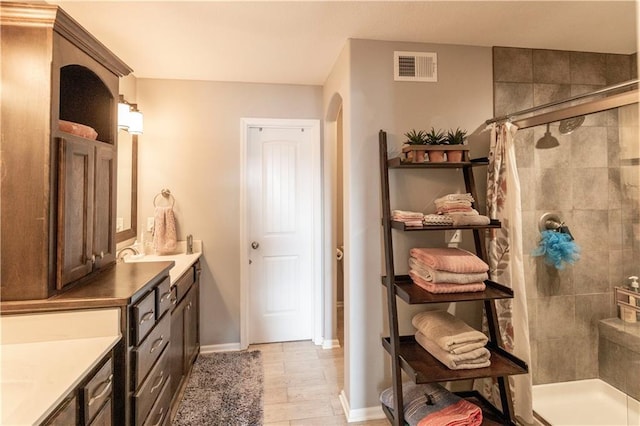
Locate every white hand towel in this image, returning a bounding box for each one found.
[153,206,177,255]
[412,310,489,354]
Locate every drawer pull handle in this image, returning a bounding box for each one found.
[88,374,113,406]
[160,291,171,303]
[150,371,164,393]
[150,336,164,353]
[187,302,192,310]
[171,296,177,306]
[139,311,154,325]
[151,407,164,426]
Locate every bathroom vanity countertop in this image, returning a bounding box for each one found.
[1,309,121,425]
[124,251,202,284]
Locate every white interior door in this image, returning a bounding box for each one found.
[247,125,314,344]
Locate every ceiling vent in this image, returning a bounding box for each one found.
[394,51,437,82]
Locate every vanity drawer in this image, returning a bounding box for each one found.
[133,289,157,345]
[88,398,111,426]
[133,345,170,425]
[155,277,172,320]
[43,394,77,425]
[143,377,172,426]
[81,357,113,425]
[134,312,170,388]
[175,266,195,302]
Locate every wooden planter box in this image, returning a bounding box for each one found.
[402,145,470,163]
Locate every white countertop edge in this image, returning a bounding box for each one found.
[2,334,121,426]
[124,251,201,285]
[1,308,120,345]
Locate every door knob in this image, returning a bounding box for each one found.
[251,241,260,249]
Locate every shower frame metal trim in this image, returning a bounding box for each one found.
[514,89,638,130]
[486,79,639,129]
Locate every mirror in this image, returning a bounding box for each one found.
[116,132,138,243]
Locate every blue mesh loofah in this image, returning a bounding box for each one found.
[532,230,581,270]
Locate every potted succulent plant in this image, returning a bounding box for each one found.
[402,129,428,163]
[425,127,447,162]
[444,128,469,162]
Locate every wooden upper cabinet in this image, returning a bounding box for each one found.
[57,137,95,288]
[0,2,131,300]
[94,144,117,269]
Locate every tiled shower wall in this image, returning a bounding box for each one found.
[492,47,638,385]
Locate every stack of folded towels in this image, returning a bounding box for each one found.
[424,193,491,227]
[409,247,489,294]
[392,210,424,227]
[380,381,483,426]
[413,310,491,370]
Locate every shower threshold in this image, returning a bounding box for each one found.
[533,379,640,426]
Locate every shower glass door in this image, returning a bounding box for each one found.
[521,103,639,426]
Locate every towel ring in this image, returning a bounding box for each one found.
[153,188,175,208]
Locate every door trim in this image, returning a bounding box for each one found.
[240,118,322,349]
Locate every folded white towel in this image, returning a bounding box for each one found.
[412,310,489,354]
[451,215,491,227]
[415,331,491,370]
[435,193,474,204]
[447,209,480,216]
[409,258,489,284]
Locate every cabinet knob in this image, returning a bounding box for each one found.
[251,241,260,249]
[91,254,96,264]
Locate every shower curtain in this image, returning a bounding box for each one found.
[480,122,533,424]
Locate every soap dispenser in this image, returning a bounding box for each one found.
[621,276,639,323]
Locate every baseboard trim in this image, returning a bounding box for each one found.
[322,339,341,349]
[339,390,385,423]
[200,342,242,353]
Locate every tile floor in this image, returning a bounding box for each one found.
[251,308,388,425]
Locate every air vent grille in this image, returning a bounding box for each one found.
[394,51,437,82]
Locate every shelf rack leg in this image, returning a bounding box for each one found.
[379,130,404,426]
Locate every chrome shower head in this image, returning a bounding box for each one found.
[536,123,560,149]
[558,115,585,135]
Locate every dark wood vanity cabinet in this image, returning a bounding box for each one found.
[168,261,201,418]
[0,2,131,300]
[41,350,115,426]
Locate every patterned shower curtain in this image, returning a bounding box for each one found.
[480,122,533,425]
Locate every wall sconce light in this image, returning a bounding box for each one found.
[128,105,144,135]
[118,95,130,130]
[118,94,144,135]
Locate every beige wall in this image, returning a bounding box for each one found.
[136,79,323,346]
[326,38,493,412]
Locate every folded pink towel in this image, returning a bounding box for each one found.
[409,258,489,284]
[409,248,489,273]
[415,331,491,370]
[409,270,486,294]
[417,399,483,426]
[436,206,474,214]
[153,206,177,255]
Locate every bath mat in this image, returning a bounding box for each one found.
[173,350,263,426]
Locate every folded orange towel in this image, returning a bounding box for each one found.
[409,248,489,273]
